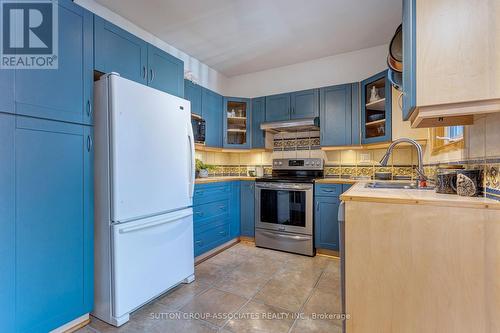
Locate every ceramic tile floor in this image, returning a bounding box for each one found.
[77,242,343,333]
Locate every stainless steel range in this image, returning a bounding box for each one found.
[255,158,324,256]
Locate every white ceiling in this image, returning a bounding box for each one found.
[94,0,402,77]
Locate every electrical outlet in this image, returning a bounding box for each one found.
[360,153,370,163]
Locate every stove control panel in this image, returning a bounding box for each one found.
[272,158,323,170]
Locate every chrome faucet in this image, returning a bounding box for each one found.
[379,138,427,188]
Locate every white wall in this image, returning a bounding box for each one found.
[75,0,388,98]
[75,0,229,94]
[224,44,389,98]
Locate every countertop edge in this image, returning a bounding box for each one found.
[340,183,500,210]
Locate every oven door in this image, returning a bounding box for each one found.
[255,182,313,235]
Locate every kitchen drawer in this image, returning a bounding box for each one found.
[194,217,228,235]
[194,223,230,257]
[193,199,229,222]
[314,184,342,197]
[193,183,231,205]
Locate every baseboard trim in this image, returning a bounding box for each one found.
[195,238,240,265]
[50,313,90,333]
[239,236,255,244]
[316,248,340,258]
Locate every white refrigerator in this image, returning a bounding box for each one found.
[92,73,195,326]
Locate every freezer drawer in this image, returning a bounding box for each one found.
[111,209,194,319]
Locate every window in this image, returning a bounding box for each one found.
[430,126,464,155]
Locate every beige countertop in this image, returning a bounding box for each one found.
[341,182,500,210]
[195,176,257,184]
[314,178,359,184]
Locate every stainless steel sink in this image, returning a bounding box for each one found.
[365,181,435,190]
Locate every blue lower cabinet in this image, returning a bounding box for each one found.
[0,114,15,332]
[314,196,340,251]
[0,114,93,332]
[229,182,241,238]
[314,183,352,251]
[193,181,241,257]
[240,181,255,237]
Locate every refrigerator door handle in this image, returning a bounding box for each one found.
[118,210,193,234]
[187,125,195,200]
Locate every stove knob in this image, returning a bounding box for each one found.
[278,161,283,166]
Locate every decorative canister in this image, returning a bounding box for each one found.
[436,170,458,194]
[456,169,483,197]
[435,164,463,194]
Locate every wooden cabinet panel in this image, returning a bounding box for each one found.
[314,196,340,251]
[291,89,319,119]
[240,181,255,237]
[15,1,93,125]
[320,84,352,146]
[13,116,93,332]
[147,44,184,97]
[251,97,266,148]
[94,16,148,85]
[265,93,290,122]
[185,80,202,116]
[202,88,223,148]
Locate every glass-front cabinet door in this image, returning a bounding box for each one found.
[361,70,392,144]
[223,97,251,148]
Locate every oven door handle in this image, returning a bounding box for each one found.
[255,183,312,191]
[260,231,311,241]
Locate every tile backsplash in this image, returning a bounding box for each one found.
[195,113,500,200]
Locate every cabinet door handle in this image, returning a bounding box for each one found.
[195,240,203,246]
[195,211,203,216]
[86,100,92,118]
[87,135,93,152]
[142,66,146,79]
[316,202,319,211]
[218,205,226,210]
[150,68,155,83]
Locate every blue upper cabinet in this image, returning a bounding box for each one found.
[147,44,184,97]
[94,15,148,85]
[265,93,290,122]
[320,84,352,146]
[361,70,392,144]
[402,0,416,120]
[95,16,184,97]
[184,80,202,116]
[223,97,251,149]
[240,181,255,237]
[291,89,319,119]
[0,68,14,116]
[202,88,223,147]
[15,1,93,125]
[251,97,266,148]
[1,115,93,332]
[351,83,361,145]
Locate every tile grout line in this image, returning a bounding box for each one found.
[286,268,328,333]
[219,252,290,332]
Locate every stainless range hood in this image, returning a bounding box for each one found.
[260,117,320,133]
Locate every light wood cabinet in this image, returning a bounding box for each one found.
[345,200,500,333]
[404,0,500,128]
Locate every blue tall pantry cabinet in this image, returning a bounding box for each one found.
[0,1,94,332]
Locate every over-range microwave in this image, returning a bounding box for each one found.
[191,114,206,144]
